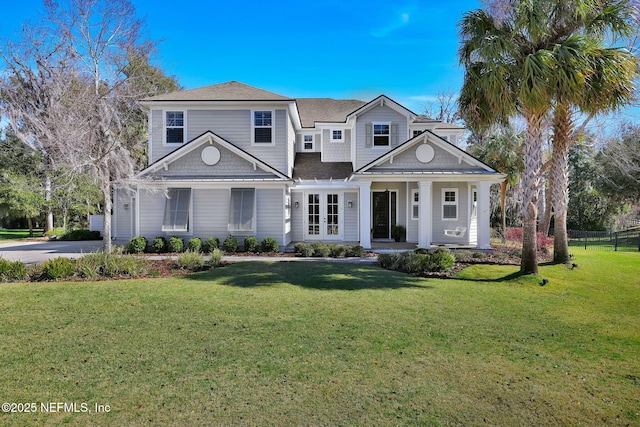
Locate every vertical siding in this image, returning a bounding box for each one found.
[344,191,359,241]
[355,106,408,170]
[256,188,284,246]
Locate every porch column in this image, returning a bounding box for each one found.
[359,181,372,249]
[476,181,491,249]
[418,181,432,248]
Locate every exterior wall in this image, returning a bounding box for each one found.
[322,129,352,162]
[344,191,359,241]
[149,108,289,175]
[431,182,471,244]
[113,188,135,241]
[296,132,321,153]
[371,143,484,172]
[137,189,166,239]
[291,191,304,242]
[256,188,285,245]
[406,182,419,243]
[287,113,296,177]
[355,105,408,170]
[163,143,273,177]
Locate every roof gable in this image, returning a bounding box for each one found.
[142,81,292,102]
[296,98,366,128]
[138,131,289,180]
[355,130,498,175]
[347,95,417,121]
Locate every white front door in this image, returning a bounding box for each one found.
[305,192,342,240]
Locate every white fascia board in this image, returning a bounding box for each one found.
[290,181,360,191]
[347,95,417,122]
[350,172,506,184]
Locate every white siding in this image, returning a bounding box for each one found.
[291,191,304,241]
[192,188,231,239]
[114,188,135,241]
[138,189,166,240]
[344,191,359,241]
[323,129,352,162]
[256,188,285,246]
[431,182,470,244]
[371,142,481,172]
[355,105,408,170]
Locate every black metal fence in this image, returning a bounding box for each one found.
[568,229,640,252]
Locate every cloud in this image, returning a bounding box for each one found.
[371,6,415,37]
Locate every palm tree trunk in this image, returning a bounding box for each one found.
[501,180,507,243]
[521,110,545,275]
[551,105,572,263]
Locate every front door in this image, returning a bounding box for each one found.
[306,192,342,240]
[373,191,397,239]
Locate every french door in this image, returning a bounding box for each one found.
[306,192,342,240]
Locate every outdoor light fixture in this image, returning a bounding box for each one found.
[294,201,300,209]
[123,203,130,210]
[347,200,353,208]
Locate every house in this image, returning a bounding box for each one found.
[113,81,504,250]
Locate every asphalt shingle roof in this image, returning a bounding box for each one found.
[295,98,367,128]
[142,81,292,102]
[292,153,353,181]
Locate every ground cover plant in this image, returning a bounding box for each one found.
[0,249,638,425]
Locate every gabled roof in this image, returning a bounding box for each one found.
[346,95,418,122]
[292,153,352,181]
[138,131,290,180]
[354,130,499,175]
[142,81,293,102]
[295,98,367,128]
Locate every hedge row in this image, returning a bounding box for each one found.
[378,248,456,274]
[128,236,279,254]
[293,242,365,258]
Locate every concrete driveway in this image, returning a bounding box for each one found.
[0,240,103,263]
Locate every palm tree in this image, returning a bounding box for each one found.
[551,39,637,263]
[469,126,525,241]
[458,0,638,273]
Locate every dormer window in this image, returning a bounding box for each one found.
[331,130,343,142]
[303,135,313,150]
[253,110,273,144]
[373,123,390,147]
[166,111,184,144]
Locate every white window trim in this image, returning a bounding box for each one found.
[442,188,458,221]
[228,188,257,232]
[331,129,344,143]
[161,188,193,235]
[252,109,275,146]
[303,134,314,151]
[372,121,391,148]
[411,189,419,220]
[164,110,187,145]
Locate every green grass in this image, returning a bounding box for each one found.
[1,250,639,425]
[0,229,43,242]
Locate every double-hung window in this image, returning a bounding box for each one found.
[163,188,191,232]
[253,111,273,144]
[303,135,313,150]
[442,189,458,220]
[411,190,419,220]
[229,188,255,232]
[331,130,343,142]
[166,111,185,144]
[373,123,390,147]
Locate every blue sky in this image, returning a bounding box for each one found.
[1,0,481,114]
[2,0,637,124]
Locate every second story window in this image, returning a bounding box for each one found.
[253,111,273,144]
[373,123,390,147]
[331,130,343,142]
[303,135,313,150]
[166,111,184,144]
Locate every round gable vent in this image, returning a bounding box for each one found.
[201,146,221,165]
[415,144,435,163]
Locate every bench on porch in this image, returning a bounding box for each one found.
[444,226,467,238]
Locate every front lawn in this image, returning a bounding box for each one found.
[0,229,42,242]
[1,250,639,425]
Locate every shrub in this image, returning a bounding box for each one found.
[151,237,167,253]
[346,245,365,257]
[128,236,147,254]
[75,253,105,280]
[0,257,27,282]
[261,237,279,253]
[42,257,75,280]
[62,229,101,240]
[244,236,259,252]
[168,236,184,253]
[391,224,406,242]
[187,237,203,253]
[203,237,219,253]
[76,253,146,279]
[328,244,346,258]
[294,242,314,257]
[378,252,400,269]
[311,242,330,257]
[45,227,67,240]
[177,251,205,270]
[454,250,474,263]
[423,248,455,272]
[210,248,224,267]
[378,249,455,274]
[222,236,239,253]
